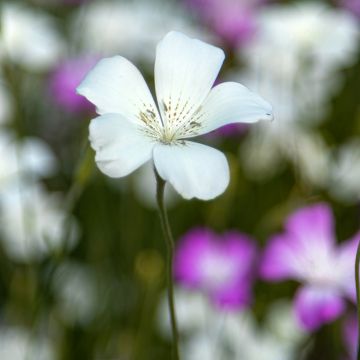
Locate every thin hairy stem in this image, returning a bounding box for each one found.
[155,170,180,360]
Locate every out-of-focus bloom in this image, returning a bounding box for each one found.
[238,3,358,184]
[343,314,358,360]
[1,3,64,71]
[53,262,97,325]
[261,203,360,331]
[186,0,263,47]
[340,0,360,18]
[0,327,54,360]
[158,288,214,337]
[49,56,98,114]
[174,228,257,310]
[158,290,307,360]
[224,304,306,360]
[0,182,78,262]
[243,3,359,75]
[72,0,210,66]
[328,139,360,203]
[241,125,330,186]
[0,132,57,187]
[77,31,272,200]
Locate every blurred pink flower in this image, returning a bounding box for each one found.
[174,227,258,310]
[186,0,265,46]
[49,55,98,114]
[340,0,360,18]
[260,203,360,331]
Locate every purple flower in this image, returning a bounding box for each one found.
[260,203,360,331]
[49,55,98,114]
[340,0,360,19]
[174,228,258,310]
[186,0,264,46]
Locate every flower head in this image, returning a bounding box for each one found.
[174,228,258,310]
[260,203,360,331]
[77,31,272,200]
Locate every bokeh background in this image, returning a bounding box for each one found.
[0,0,360,359]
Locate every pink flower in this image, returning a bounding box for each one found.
[174,228,258,310]
[186,0,265,46]
[340,0,360,19]
[49,55,98,114]
[260,203,360,331]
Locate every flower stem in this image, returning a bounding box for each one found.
[355,240,360,360]
[155,170,180,360]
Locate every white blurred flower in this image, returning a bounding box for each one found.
[0,327,54,360]
[241,123,330,187]
[1,3,64,71]
[328,138,360,203]
[158,288,214,337]
[158,290,307,360]
[0,182,78,262]
[0,131,57,186]
[236,2,357,185]
[72,0,210,66]
[265,301,307,347]
[243,2,359,92]
[53,262,97,325]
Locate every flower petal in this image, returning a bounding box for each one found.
[260,233,303,281]
[174,227,217,287]
[155,31,225,134]
[285,203,336,250]
[89,114,154,177]
[77,56,162,126]
[337,231,360,302]
[153,141,229,200]
[194,82,273,137]
[294,285,345,331]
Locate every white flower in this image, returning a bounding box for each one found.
[158,289,307,360]
[0,327,54,360]
[0,131,57,187]
[72,0,210,65]
[77,31,272,200]
[52,262,97,325]
[328,138,360,203]
[1,3,64,71]
[157,288,215,337]
[0,182,78,262]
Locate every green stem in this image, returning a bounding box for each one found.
[155,170,180,360]
[355,239,360,360]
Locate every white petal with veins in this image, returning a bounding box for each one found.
[153,141,229,200]
[89,114,155,178]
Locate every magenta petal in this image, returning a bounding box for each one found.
[285,203,336,249]
[174,227,216,287]
[338,231,360,302]
[260,233,301,280]
[294,285,345,331]
[211,282,252,310]
[174,228,257,311]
